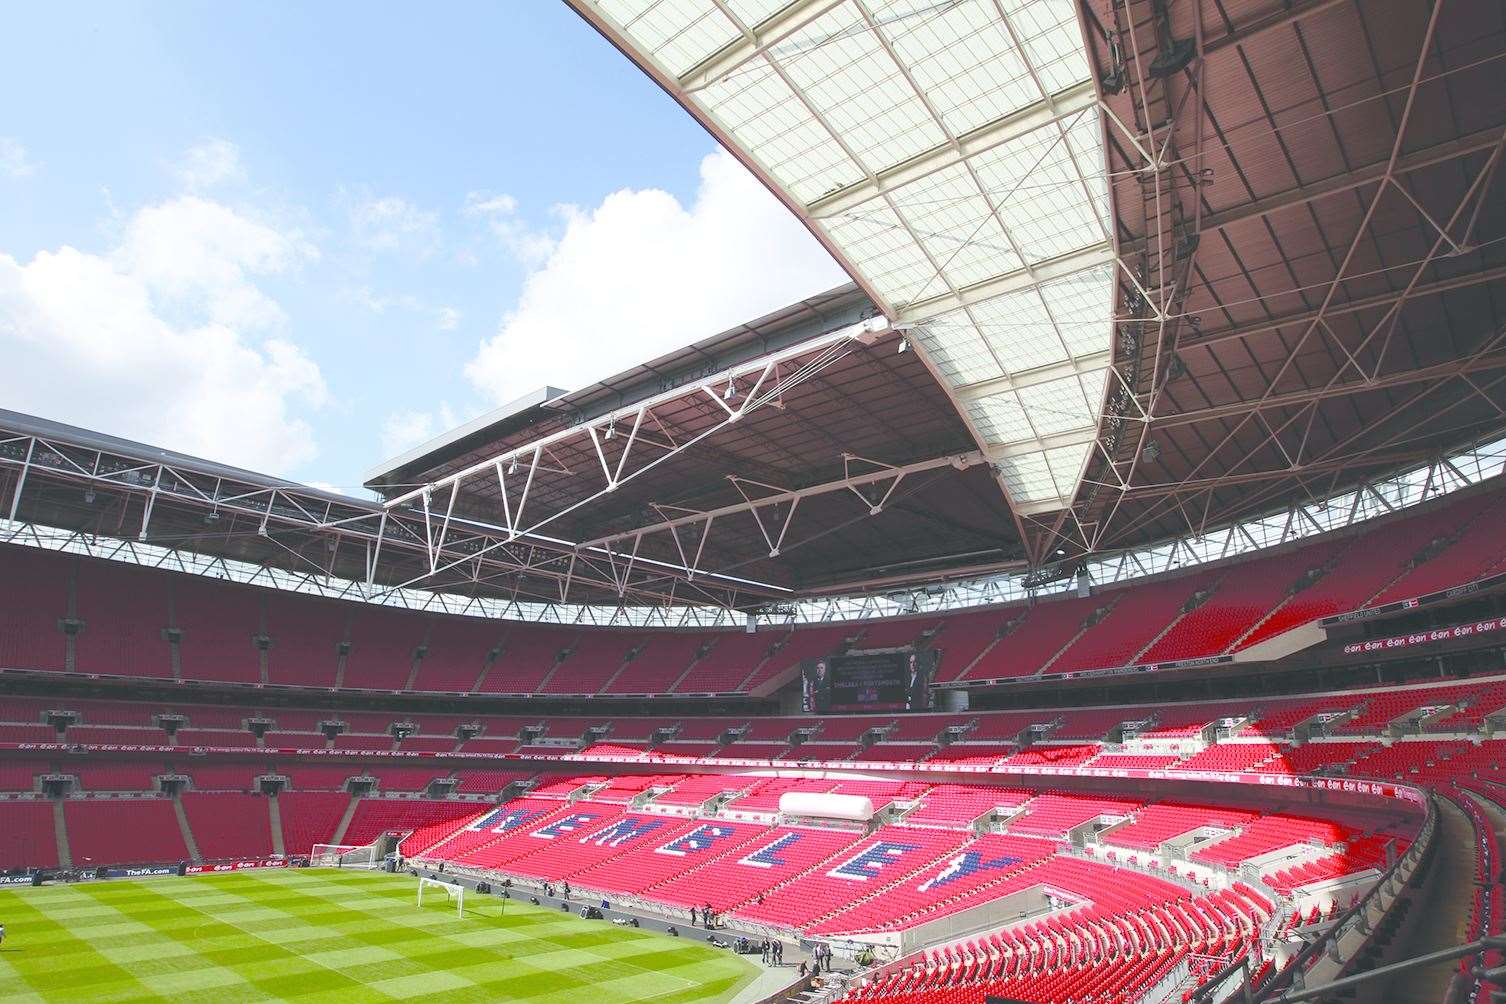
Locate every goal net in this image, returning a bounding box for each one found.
[417,876,465,918]
[310,843,381,869]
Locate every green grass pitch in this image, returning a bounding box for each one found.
[0,869,760,1003]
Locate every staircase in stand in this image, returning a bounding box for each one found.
[269,795,285,856]
[173,795,202,863]
[331,794,361,846]
[53,799,72,868]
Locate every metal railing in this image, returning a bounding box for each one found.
[1190,791,1439,1003]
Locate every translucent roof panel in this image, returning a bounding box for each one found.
[573,0,1114,516]
[599,0,740,77]
[701,57,866,203]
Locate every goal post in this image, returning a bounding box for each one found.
[417,876,465,918]
[310,843,381,869]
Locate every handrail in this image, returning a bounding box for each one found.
[1189,789,1439,1003]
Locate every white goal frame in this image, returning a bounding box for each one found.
[310,843,381,869]
[417,876,465,918]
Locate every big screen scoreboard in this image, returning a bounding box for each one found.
[801,649,938,713]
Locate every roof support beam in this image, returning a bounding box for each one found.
[1125,125,1505,253]
[988,427,1100,456]
[954,349,1114,401]
[807,79,1100,220]
[1153,353,1506,429]
[898,241,1117,322]
[1202,0,1353,56]
[1179,263,1506,353]
[677,0,842,92]
[381,316,886,509]
[579,449,986,551]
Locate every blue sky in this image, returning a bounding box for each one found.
[0,1,847,492]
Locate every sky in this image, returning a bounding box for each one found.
[0,1,849,494]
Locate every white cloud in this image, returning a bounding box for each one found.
[345,190,441,259]
[465,150,847,404]
[381,403,459,457]
[172,138,244,190]
[0,196,328,475]
[463,191,556,265]
[436,305,461,331]
[0,138,38,178]
[120,196,317,329]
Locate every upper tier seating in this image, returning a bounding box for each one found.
[1142,542,1345,662]
[410,618,502,693]
[174,577,263,684]
[1050,571,1218,674]
[740,626,849,692]
[540,634,634,695]
[0,547,69,672]
[673,631,778,693]
[74,560,173,678]
[962,595,1097,681]
[1371,493,1506,603]
[477,626,575,694]
[263,592,344,688]
[927,610,1007,682]
[4,480,1504,696]
[602,633,705,695]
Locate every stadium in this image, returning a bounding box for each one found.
[2,0,1506,1002]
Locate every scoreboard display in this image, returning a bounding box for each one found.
[801,649,938,713]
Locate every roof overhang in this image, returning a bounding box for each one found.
[567,0,1120,528]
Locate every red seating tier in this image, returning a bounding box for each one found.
[65,798,188,865]
[277,791,351,854]
[74,561,173,678]
[963,595,1097,682]
[0,546,69,672]
[341,798,479,846]
[602,633,705,695]
[0,800,60,868]
[182,792,274,859]
[539,633,633,695]
[674,632,778,693]
[174,577,262,684]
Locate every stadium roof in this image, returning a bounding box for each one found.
[363,284,1026,602]
[560,0,1506,571]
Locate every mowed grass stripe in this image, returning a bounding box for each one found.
[210,873,720,1000]
[75,877,400,1002]
[247,871,733,994]
[0,886,157,1001]
[0,870,756,1003]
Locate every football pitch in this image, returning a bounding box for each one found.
[0,869,760,1003]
